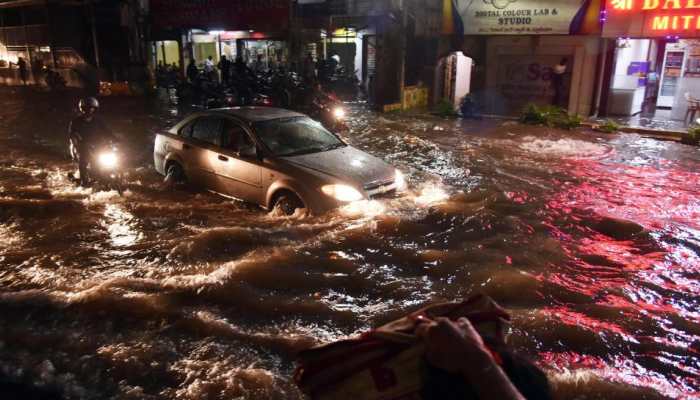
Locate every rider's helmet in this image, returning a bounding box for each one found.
[78,97,100,115]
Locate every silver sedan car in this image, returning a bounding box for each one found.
[154,107,406,214]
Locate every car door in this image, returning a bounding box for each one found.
[184,116,223,190]
[212,118,263,204]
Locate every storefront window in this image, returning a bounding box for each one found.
[154,40,180,67]
[1,48,27,67]
[608,39,653,116]
[606,38,700,126]
[0,44,9,68]
[187,30,287,71]
[192,33,218,66]
[327,28,356,78]
[242,40,286,71]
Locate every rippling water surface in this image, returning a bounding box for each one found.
[0,90,698,399]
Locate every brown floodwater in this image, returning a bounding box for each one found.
[0,89,698,399]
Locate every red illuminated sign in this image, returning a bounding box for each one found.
[611,0,700,10]
[607,0,700,34]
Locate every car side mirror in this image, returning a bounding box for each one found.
[238,143,258,159]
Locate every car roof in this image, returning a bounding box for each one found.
[207,107,306,122]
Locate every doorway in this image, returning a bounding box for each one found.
[606,38,700,128]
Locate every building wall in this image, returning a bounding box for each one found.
[477,35,601,116]
[0,1,146,87]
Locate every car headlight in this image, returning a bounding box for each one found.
[321,184,363,202]
[333,107,346,120]
[395,169,407,191]
[98,151,118,169]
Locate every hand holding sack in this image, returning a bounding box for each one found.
[294,294,511,400]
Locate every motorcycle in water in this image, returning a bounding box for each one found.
[314,100,348,133]
[306,90,348,133]
[68,138,125,195]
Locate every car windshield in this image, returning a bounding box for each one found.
[253,117,345,157]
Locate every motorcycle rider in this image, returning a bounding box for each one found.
[68,97,115,186]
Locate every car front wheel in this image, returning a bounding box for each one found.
[164,162,186,187]
[274,193,304,216]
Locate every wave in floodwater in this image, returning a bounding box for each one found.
[1,97,699,399]
[518,136,612,159]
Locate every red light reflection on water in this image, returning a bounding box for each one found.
[538,156,700,397]
[540,351,698,399]
[553,161,700,231]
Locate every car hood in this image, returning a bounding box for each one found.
[281,145,395,189]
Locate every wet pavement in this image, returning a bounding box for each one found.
[0,87,699,399]
[595,109,689,133]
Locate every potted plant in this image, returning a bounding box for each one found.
[595,119,620,133]
[519,103,582,130]
[682,126,700,145]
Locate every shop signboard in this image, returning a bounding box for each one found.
[453,0,593,35]
[150,0,289,32]
[604,0,700,37]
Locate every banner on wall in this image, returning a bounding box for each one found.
[496,54,567,109]
[150,0,290,31]
[453,0,600,35]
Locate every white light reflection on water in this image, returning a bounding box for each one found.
[413,183,449,206]
[101,203,142,247]
[339,200,385,218]
[0,222,22,248]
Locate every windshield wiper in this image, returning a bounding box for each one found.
[322,143,346,151]
[281,146,325,157]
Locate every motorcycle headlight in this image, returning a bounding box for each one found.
[395,169,407,191]
[333,107,346,120]
[98,151,118,169]
[321,184,363,202]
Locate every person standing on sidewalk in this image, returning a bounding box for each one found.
[302,53,316,84]
[551,58,568,107]
[17,57,28,85]
[31,57,44,86]
[204,56,216,82]
[186,59,199,84]
[218,55,231,85]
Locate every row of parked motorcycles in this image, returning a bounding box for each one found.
[165,69,349,133]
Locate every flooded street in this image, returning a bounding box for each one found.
[0,88,698,399]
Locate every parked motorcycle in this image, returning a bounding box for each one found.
[176,67,348,122]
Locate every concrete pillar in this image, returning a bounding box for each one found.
[88,1,100,69]
[373,18,404,109]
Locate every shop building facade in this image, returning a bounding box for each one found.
[148,0,292,79]
[0,0,146,89]
[440,0,604,116]
[598,0,700,123]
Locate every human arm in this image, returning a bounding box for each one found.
[68,118,83,140]
[416,317,526,400]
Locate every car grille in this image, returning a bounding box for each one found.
[364,178,397,198]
